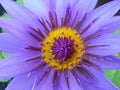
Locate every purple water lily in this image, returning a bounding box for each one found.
[0,0,120,90]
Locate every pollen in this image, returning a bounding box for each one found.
[42,27,85,70]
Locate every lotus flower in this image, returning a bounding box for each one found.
[0,0,120,90]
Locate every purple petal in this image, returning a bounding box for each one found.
[0,49,41,65]
[30,0,97,26]
[55,0,77,23]
[0,60,39,78]
[80,0,120,38]
[83,65,119,90]
[81,79,100,90]
[71,0,98,22]
[0,0,40,29]
[0,50,41,78]
[6,73,37,90]
[100,16,120,33]
[0,18,40,47]
[53,72,69,90]
[23,0,49,20]
[86,34,120,56]
[34,68,54,90]
[55,0,97,26]
[67,71,83,90]
[88,55,120,69]
[41,0,56,11]
[0,33,24,53]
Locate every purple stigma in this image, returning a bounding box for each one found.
[51,37,76,62]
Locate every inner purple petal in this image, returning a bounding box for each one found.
[51,37,76,62]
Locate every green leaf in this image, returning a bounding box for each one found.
[2,52,9,58]
[111,70,120,88]
[17,0,23,4]
[115,30,120,34]
[0,52,4,60]
[105,70,116,80]
[0,13,9,18]
[105,70,120,88]
[117,53,120,57]
[0,52,9,60]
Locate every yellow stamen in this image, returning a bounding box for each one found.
[42,27,85,70]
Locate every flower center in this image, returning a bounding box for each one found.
[42,27,85,70]
[52,37,76,63]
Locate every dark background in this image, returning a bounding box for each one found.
[0,0,119,90]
